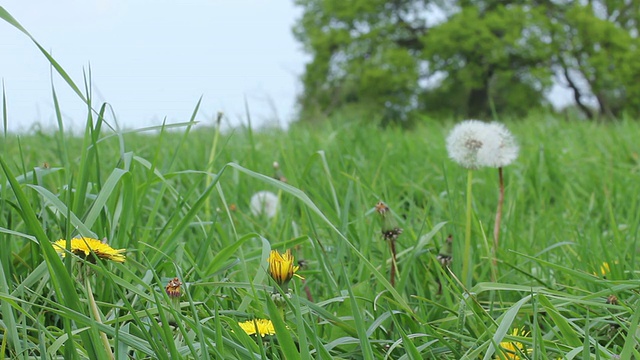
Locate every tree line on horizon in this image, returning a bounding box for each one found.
[293,0,640,123]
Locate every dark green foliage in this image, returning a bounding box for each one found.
[294,0,640,122]
[293,0,427,123]
[422,4,554,118]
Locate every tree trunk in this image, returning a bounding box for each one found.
[467,71,492,118]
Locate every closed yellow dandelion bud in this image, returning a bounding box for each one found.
[268,249,302,290]
[375,201,402,241]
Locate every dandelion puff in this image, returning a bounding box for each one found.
[477,122,519,168]
[250,190,279,218]
[445,119,492,286]
[445,119,492,169]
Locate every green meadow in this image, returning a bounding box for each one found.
[1,109,640,359]
[2,6,640,360]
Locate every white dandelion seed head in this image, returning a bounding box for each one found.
[477,122,519,168]
[445,119,492,169]
[250,191,279,218]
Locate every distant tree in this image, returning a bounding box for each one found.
[293,0,640,122]
[548,2,640,119]
[293,0,428,123]
[421,4,554,118]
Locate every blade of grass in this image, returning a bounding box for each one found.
[2,79,6,138]
[339,264,374,360]
[0,260,24,359]
[51,73,70,168]
[26,185,96,237]
[537,294,581,347]
[482,294,532,360]
[620,293,640,359]
[392,314,423,360]
[301,150,341,218]
[165,97,201,171]
[267,295,301,360]
[290,282,310,360]
[83,168,129,229]
[0,6,86,102]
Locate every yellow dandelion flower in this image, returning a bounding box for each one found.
[53,237,126,263]
[496,328,529,360]
[268,249,302,288]
[238,319,276,337]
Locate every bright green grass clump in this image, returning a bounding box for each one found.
[1,109,640,359]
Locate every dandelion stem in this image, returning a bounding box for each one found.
[492,167,505,276]
[389,238,397,288]
[302,279,314,302]
[494,167,504,247]
[462,169,473,288]
[85,277,114,360]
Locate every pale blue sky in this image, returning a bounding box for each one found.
[1,2,574,133]
[0,1,307,132]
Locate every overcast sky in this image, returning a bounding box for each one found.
[1,2,575,134]
[0,1,307,133]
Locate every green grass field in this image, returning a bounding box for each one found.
[2,6,640,360]
[2,108,640,359]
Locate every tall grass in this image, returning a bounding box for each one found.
[2,6,640,359]
[2,108,640,359]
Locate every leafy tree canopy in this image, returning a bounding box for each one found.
[294,0,640,122]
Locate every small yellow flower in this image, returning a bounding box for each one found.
[593,261,619,278]
[599,262,610,276]
[165,277,182,298]
[53,237,126,263]
[238,319,275,337]
[268,249,302,288]
[496,328,529,360]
